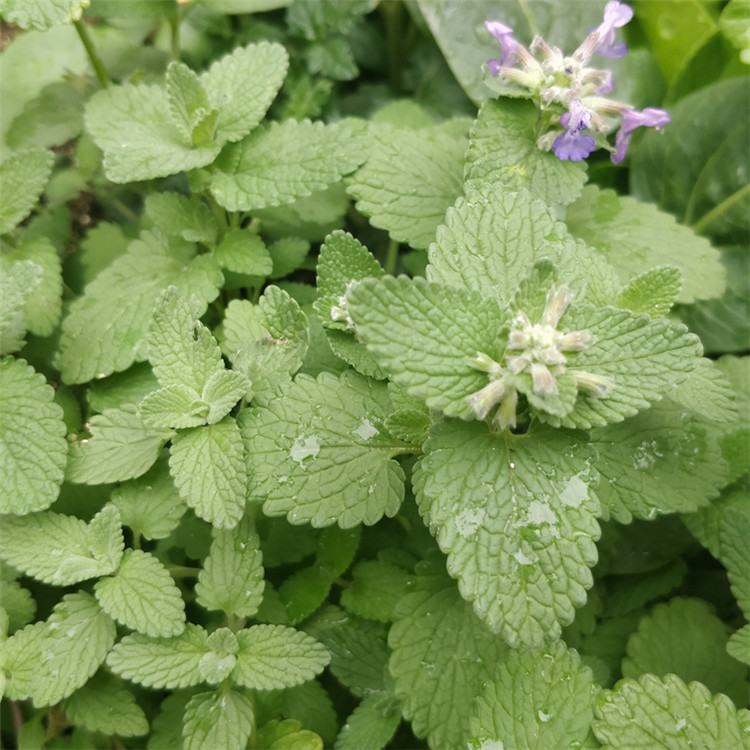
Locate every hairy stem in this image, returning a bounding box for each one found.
[73,20,110,88]
[385,238,400,276]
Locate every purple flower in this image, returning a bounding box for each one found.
[594,1,633,58]
[488,58,502,76]
[553,130,596,161]
[611,107,670,163]
[560,98,593,131]
[485,20,517,66]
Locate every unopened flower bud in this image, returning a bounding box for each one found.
[574,370,614,397]
[468,379,507,420]
[531,362,558,395]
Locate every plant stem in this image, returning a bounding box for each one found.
[169,5,182,62]
[385,238,400,276]
[73,20,110,89]
[10,702,23,738]
[382,1,404,95]
[690,183,750,236]
[168,565,201,578]
[517,0,540,37]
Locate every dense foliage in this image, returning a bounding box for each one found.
[0,1,748,748]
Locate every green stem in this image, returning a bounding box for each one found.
[168,565,201,578]
[381,1,404,95]
[110,197,139,223]
[517,0,540,37]
[169,5,182,62]
[384,238,400,276]
[73,20,110,88]
[206,193,228,241]
[690,183,750,236]
[132,531,142,550]
[10,702,23,738]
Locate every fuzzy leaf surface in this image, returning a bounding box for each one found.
[232,624,330,689]
[415,421,599,648]
[106,624,207,689]
[340,559,415,622]
[57,230,222,384]
[145,192,217,244]
[0,0,89,30]
[169,417,247,528]
[95,549,186,637]
[346,124,465,250]
[616,266,682,317]
[183,689,254,750]
[0,149,53,234]
[241,371,405,528]
[720,508,750,620]
[0,357,66,514]
[210,120,364,211]
[213,229,272,275]
[335,694,401,750]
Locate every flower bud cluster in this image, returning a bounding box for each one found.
[467,287,613,428]
[484,1,669,163]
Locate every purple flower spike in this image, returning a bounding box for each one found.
[612,107,670,163]
[553,130,596,161]
[485,20,517,66]
[595,1,633,58]
[488,58,502,76]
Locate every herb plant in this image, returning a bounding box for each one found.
[0,1,748,749]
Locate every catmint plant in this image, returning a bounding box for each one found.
[0,1,748,749]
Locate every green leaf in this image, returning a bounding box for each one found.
[111,456,187,540]
[0,570,36,633]
[630,77,749,245]
[566,186,725,304]
[0,259,41,353]
[622,597,748,707]
[466,98,587,206]
[720,507,750,620]
[4,236,62,337]
[241,371,406,528]
[94,549,185,637]
[0,149,53,234]
[469,641,599,750]
[138,384,211,430]
[340,560,415,622]
[4,592,116,707]
[279,567,333,626]
[77,221,131,286]
[415,421,599,648]
[195,516,265,618]
[223,286,309,404]
[602,559,687,618]
[199,628,239,684]
[66,405,174,484]
[616,266,683,317]
[166,61,217,146]
[57,230,223,384]
[0,0,90,30]
[0,507,123,585]
[590,399,728,523]
[346,124,464,250]
[347,276,507,420]
[720,0,750,64]
[210,120,364,211]
[593,673,750,749]
[106,624,207,689]
[213,229,272,275]
[183,689,254,750]
[314,230,383,330]
[232,624,330,690]
[6,80,86,149]
[728,625,750,667]
[0,357,66,514]
[257,718,324,750]
[169,417,247,528]
[267,236,310,279]
[61,670,149,738]
[668,358,738,424]
[389,556,509,750]
[335,694,401,750]
[145,192,218,245]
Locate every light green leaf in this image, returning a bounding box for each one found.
[223,286,309,403]
[0,357,66,514]
[57,230,223,384]
[166,61,217,146]
[61,670,149,738]
[340,560,415,622]
[213,229,272,275]
[199,628,239,684]
[389,556,509,750]
[720,508,750,620]
[106,623,207,689]
[66,405,175,484]
[267,236,310,279]
[110,455,186,540]
[346,124,464,250]
[138,384,210,430]
[668,358,738,424]
[169,417,247,528]
[314,230,383,331]
[591,399,728,523]
[0,507,123,585]
[195,516,265,618]
[84,83,220,183]
[210,120,364,211]
[0,573,36,633]
[78,221,131,286]
[602,559,687,618]
[95,549,185,637]
[466,98,587,206]
[148,286,223,392]
[0,0,89,30]
[202,370,251,424]
[87,364,160,413]
[346,276,507,420]
[622,597,748,707]
[0,149,53,234]
[279,567,333,626]
[4,592,116,707]
[4,236,62,336]
[334,694,401,750]
[415,421,599,648]
[720,0,750,63]
[0,259,41,353]
[469,641,599,750]
[258,718,324,750]
[616,266,683,317]
[566,185,726,304]
[183,690,254,750]
[728,625,750,667]
[200,41,289,144]
[593,673,750,749]
[145,192,218,245]
[241,371,406,528]
[232,624,330,690]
